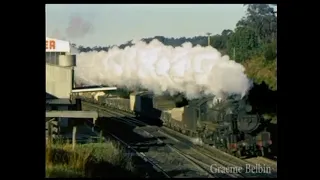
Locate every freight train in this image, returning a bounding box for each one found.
[78,91,273,158]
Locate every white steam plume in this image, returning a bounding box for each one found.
[74,39,252,99]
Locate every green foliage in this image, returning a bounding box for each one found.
[243,56,277,91]
[218,4,277,90]
[263,41,277,61]
[227,27,263,62]
[210,29,233,50]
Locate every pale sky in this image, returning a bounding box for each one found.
[46,4,247,47]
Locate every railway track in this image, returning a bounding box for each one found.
[82,102,215,178]
[126,118,276,178]
[160,126,277,178]
[160,125,277,178]
[92,100,278,165]
[82,101,277,178]
[83,119,171,178]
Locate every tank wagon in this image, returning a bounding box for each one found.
[80,91,273,158]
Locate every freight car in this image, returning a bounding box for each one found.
[80,91,273,158]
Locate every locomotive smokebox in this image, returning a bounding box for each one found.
[238,114,260,133]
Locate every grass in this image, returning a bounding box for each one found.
[46,140,135,178]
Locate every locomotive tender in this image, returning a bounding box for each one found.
[81,91,272,158]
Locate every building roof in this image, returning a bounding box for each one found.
[46,37,79,54]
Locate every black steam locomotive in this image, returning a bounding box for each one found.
[81,91,273,158]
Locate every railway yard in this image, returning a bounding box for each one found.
[72,100,278,178]
[45,13,277,176]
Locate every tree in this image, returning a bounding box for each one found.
[238,4,277,44]
[227,27,262,62]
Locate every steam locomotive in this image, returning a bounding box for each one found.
[79,91,273,158]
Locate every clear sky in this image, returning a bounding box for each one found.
[46,4,247,47]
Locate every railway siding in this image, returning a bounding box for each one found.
[81,100,277,178]
[83,103,212,177]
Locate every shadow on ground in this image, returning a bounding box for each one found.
[88,116,179,177]
[85,161,138,178]
[94,117,172,153]
[166,169,196,177]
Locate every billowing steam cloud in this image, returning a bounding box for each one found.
[74,39,252,99]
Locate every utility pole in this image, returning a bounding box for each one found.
[206,32,212,47]
[233,48,236,60]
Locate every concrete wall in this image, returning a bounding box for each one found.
[46,63,73,98]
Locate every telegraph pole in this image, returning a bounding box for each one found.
[233,48,236,60]
[206,32,212,46]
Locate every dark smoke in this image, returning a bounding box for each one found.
[66,15,93,39]
[51,29,66,40]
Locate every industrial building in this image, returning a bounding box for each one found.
[46,37,116,138]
